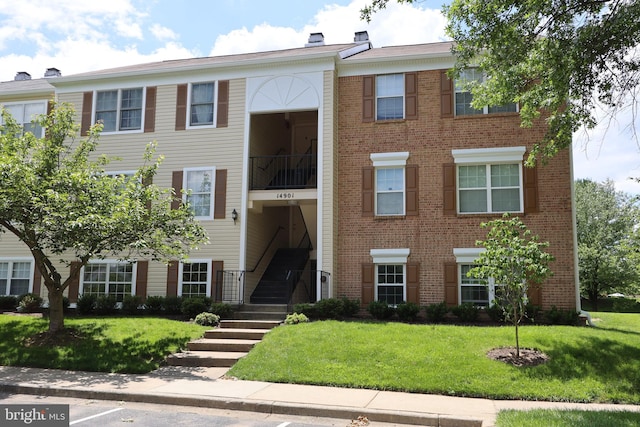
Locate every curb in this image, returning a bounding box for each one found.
[0,383,483,427]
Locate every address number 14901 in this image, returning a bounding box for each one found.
[277,193,295,199]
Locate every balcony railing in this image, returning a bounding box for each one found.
[250,153,316,190]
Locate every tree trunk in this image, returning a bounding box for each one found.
[48,287,65,333]
[589,289,599,311]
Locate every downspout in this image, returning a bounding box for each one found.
[570,143,594,326]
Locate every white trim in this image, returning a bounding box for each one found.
[453,248,485,264]
[370,248,410,264]
[93,86,146,135]
[0,257,35,296]
[178,259,213,297]
[186,81,218,129]
[452,146,526,164]
[79,260,137,298]
[370,151,410,167]
[183,166,217,221]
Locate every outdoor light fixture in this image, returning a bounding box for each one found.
[232,209,238,224]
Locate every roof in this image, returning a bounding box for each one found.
[0,78,54,97]
[341,41,455,62]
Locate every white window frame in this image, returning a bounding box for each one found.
[183,166,216,220]
[454,248,498,307]
[371,152,409,216]
[376,74,404,120]
[453,147,525,214]
[1,101,47,137]
[0,257,34,296]
[79,260,137,302]
[178,259,212,298]
[370,249,410,306]
[187,81,218,129]
[454,69,518,116]
[93,87,146,134]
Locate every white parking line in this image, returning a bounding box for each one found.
[69,407,124,425]
[276,423,291,427]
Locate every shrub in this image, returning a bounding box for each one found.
[425,302,449,323]
[181,297,209,319]
[76,294,97,315]
[396,302,421,322]
[94,295,117,315]
[284,312,309,324]
[340,297,361,317]
[144,296,165,314]
[612,298,640,313]
[17,293,43,313]
[544,305,580,325]
[194,312,220,327]
[486,304,506,323]
[210,302,234,319]
[62,296,71,314]
[451,303,479,322]
[0,295,18,311]
[292,303,317,318]
[164,296,183,315]
[314,298,345,319]
[367,300,395,320]
[121,295,142,315]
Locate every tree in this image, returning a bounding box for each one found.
[575,179,639,310]
[468,215,554,358]
[0,102,208,333]
[362,0,640,163]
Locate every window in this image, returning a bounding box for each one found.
[453,147,525,214]
[183,167,216,219]
[376,74,404,120]
[81,261,135,302]
[189,82,215,126]
[0,259,33,296]
[95,88,143,132]
[455,69,517,116]
[179,260,211,298]
[370,248,410,306]
[1,102,46,136]
[454,248,498,307]
[370,152,409,216]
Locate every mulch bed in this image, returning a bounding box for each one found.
[487,347,549,367]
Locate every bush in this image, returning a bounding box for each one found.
[194,312,220,327]
[396,302,421,322]
[94,295,117,315]
[612,298,640,313]
[544,305,580,325]
[314,298,345,319]
[181,297,209,319]
[367,300,395,320]
[76,294,97,315]
[340,297,360,317]
[17,293,43,313]
[0,295,18,311]
[144,296,165,314]
[451,303,479,322]
[121,295,142,315]
[164,296,183,315]
[292,303,317,318]
[486,304,506,323]
[284,312,309,324]
[425,302,449,322]
[210,302,234,319]
[62,296,71,314]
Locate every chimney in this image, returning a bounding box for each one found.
[14,71,31,81]
[305,32,325,47]
[354,31,369,43]
[44,67,61,78]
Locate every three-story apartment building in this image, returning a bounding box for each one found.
[0,32,578,311]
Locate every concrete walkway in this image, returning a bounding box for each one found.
[0,365,638,427]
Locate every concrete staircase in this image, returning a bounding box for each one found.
[166,305,286,368]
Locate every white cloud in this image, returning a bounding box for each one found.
[150,24,178,42]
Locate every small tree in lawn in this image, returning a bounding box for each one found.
[0,101,208,334]
[468,214,554,358]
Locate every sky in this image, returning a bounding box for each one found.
[1,0,639,194]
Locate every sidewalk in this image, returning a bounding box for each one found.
[0,365,638,427]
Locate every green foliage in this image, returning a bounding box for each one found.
[76,294,97,315]
[367,300,395,320]
[209,302,234,319]
[284,312,309,325]
[314,298,346,319]
[396,302,421,322]
[292,303,317,318]
[121,295,142,315]
[544,306,580,325]
[0,101,208,332]
[0,295,18,310]
[164,296,183,315]
[144,296,165,314]
[181,297,209,319]
[340,297,361,317]
[17,293,43,313]
[496,408,640,427]
[194,312,220,327]
[94,295,117,315]
[424,302,449,323]
[451,302,479,322]
[612,298,640,313]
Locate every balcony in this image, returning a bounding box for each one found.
[250,153,316,191]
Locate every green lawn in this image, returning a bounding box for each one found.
[0,315,208,373]
[496,409,640,427]
[228,312,640,404]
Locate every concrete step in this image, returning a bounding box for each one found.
[187,338,259,352]
[221,319,282,329]
[236,304,288,313]
[204,328,271,340]
[233,311,286,321]
[165,351,248,367]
